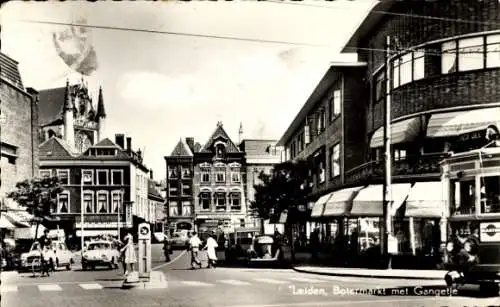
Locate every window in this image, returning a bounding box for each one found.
[111,191,122,213]
[96,170,108,185]
[182,167,191,179]
[316,109,325,134]
[486,34,500,68]
[39,170,51,178]
[182,184,191,196]
[479,176,500,214]
[318,160,325,184]
[392,57,400,89]
[199,192,211,210]
[215,192,226,210]
[169,182,178,197]
[298,132,304,151]
[57,192,69,213]
[451,180,476,215]
[240,219,245,228]
[170,201,179,216]
[82,170,93,185]
[394,149,407,161]
[97,192,108,213]
[458,37,484,71]
[331,90,341,120]
[399,53,413,86]
[182,203,192,216]
[231,171,241,183]
[330,144,340,178]
[413,50,425,81]
[441,41,457,74]
[230,192,241,210]
[83,192,93,213]
[111,170,123,185]
[56,169,69,185]
[304,125,310,145]
[374,72,385,103]
[215,170,225,183]
[215,144,226,158]
[168,167,178,179]
[201,168,211,183]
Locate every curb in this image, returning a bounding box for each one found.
[292,266,446,280]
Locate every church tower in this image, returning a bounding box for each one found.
[62,79,75,148]
[238,122,243,145]
[96,86,106,142]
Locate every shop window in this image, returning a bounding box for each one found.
[451,179,476,215]
[479,176,500,214]
[393,220,412,254]
[412,219,440,256]
[199,192,211,210]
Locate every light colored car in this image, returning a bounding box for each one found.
[81,240,120,270]
[20,241,74,271]
[169,232,189,249]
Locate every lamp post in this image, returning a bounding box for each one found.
[80,170,91,253]
[117,189,124,239]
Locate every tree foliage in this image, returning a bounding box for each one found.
[7,176,64,221]
[250,159,312,223]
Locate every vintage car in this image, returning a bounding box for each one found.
[81,240,120,270]
[19,241,74,272]
[169,232,190,249]
[246,235,283,266]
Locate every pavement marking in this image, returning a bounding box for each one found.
[287,277,329,283]
[253,278,289,284]
[181,281,214,287]
[79,283,104,290]
[151,250,187,270]
[37,284,63,292]
[218,279,252,286]
[1,285,18,293]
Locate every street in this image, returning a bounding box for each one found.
[2,244,500,307]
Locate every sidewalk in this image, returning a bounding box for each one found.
[292,266,447,280]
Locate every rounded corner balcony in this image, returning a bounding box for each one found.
[370,31,500,128]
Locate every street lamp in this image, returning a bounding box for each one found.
[80,170,91,254]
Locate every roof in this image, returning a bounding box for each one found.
[199,122,240,153]
[93,138,118,148]
[0,52,24,90]
[148,180,164,201]
[170,138,193,156]
[277,62,367,146]
[39,137,78,160]
[38,87,66,126]
[240,139,280,159]
[96,87,106,118]
[341,1,396,53]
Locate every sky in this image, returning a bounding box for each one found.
[1,0,375,179]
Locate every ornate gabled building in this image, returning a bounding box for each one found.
[38,78,106,153]
[164,137,196,233]
[193,122,247,235]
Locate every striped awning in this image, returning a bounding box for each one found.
[323,186,364,217]
[370,117,424,148]
[311,193,333,218]
[405,182,445,218]
[351,184,412,217]
[426,107,500,138]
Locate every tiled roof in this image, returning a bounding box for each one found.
[240,139,278,157]
[0,52,24,90]
[199,122,240,153]
[170,138,193,156]
[39,137,78,160]
[38,87,66,126]
[81,139,131,160]
[93,138,118,147]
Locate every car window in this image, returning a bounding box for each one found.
[31,242,41,251]
[172,234,181,238]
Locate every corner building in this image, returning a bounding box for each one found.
[278,0,500,268]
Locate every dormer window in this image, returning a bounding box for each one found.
[215,143,226,158]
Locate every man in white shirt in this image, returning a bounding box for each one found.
[188,232,202,269]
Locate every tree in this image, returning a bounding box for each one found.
[250,159,312,251]
[7,176,64,242]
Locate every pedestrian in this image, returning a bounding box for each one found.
[120,233,137,276]
[188,231,202,269]
[310,228,320,261]
[203,234,218,268]
[163,236,171,262]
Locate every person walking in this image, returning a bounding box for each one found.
[203,235,218,268]
[188,232,202,269]
[163,236,172,262]
[120,233,137,276]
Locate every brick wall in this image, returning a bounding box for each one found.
[0,82,38,197]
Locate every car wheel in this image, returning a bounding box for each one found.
[109,258,115,270]
[66,261,72,271]
[82,262,87,271]
[55,258,60,269]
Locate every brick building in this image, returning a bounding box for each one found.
[278,0,500,265]
[0,52,39,227]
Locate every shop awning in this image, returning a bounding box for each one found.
[323,186,364,217]
[405,182,445,218]
[426,107,500,138]
[3,212,31,228]
[0,215,16,229]
[351,183,412,217]
[311,193,333,218]
[76,229,118,237]
[370,117,424,148]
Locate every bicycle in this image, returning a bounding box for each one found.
[31,256,52,277]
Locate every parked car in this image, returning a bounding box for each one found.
[169,232,190,249]
[19,241,74,272]
[246,235,283,267]
[81,240,120,270]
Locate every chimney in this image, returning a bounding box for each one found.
[126,137,132,151]
[185,137,194,151]
[149,168,153,180]
[115,134,125,149]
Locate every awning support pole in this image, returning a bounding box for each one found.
[383,35,394,269]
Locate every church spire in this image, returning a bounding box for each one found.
[62,79,73,111]
[96,86,106,118]
[238,122,243,144]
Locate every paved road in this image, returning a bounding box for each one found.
[2,244,499,307]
